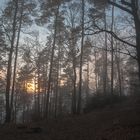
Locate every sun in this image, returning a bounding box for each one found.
[27,81,36,93]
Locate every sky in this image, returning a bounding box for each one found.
[0,0,137,45]
[0,0,8,10]
[0,0,47,43]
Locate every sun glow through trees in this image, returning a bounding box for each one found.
[26,81,36,94]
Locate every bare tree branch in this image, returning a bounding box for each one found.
[121,0,132,7]
[108,0,133,15]
[91,45,137,60]
[85,26,136,48]
[1,24,11,42]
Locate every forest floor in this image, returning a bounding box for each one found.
[0,96,140,140]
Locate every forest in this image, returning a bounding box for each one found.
[0,0,140,139]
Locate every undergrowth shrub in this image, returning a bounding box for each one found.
[84,94,126,113]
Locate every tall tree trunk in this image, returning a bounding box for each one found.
[72,56,77,114]
[5,0,18,123]
[54,46,61,118]
[43,62,48,118]
[103,12,108,95]
[46,5,59,119]
[37,65,40,118]
[34,74,37,114]
[41,63,46,118]
[131,0,140,80]
[77,0,85,114]
[14,91,17,123]
[10,2,23,121]
[71,27,77,114]
[115,43,122,96]
[110,4,114,95]
[86,62,89,104]
[94,50,98,93]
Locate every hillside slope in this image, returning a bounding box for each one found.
[0,96,140,140]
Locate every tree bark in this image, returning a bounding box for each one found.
[77,0,85,114]
[46,5,59,119]
[10,1,23,121]
[72,60,77,114]
[5,0,18,123]
[54,46,61,118]
[131,0,140,80]
[37,65,41,118]
[103,12,108,95]
[111,4,114,95]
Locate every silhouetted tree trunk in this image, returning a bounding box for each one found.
[94,50,98,93]
[86,62,89,104]
[46,5,59,119]
[116,45,122,96]
[37,65,41,118]
[103,12,108,95]
[10,1,24,121]
[131,0,140,80]
[110,4,114,95]
[54,46,61,118]
[71,35,77,114]
[72,60,77,114]
[5,0,18,123]
[77,0,85,114]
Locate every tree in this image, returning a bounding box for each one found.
[1,0,36,123]
[38,0,66,119]
[110,4,115,95]
[77,0,85,114]
[98,0,140,80]
[10,0,24,121]
[3,0,19,123]
[46,3,60,119]
[103,12,108,95]
[124,56,140,95]
[17,46,34,122]
[64,1,81,114]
